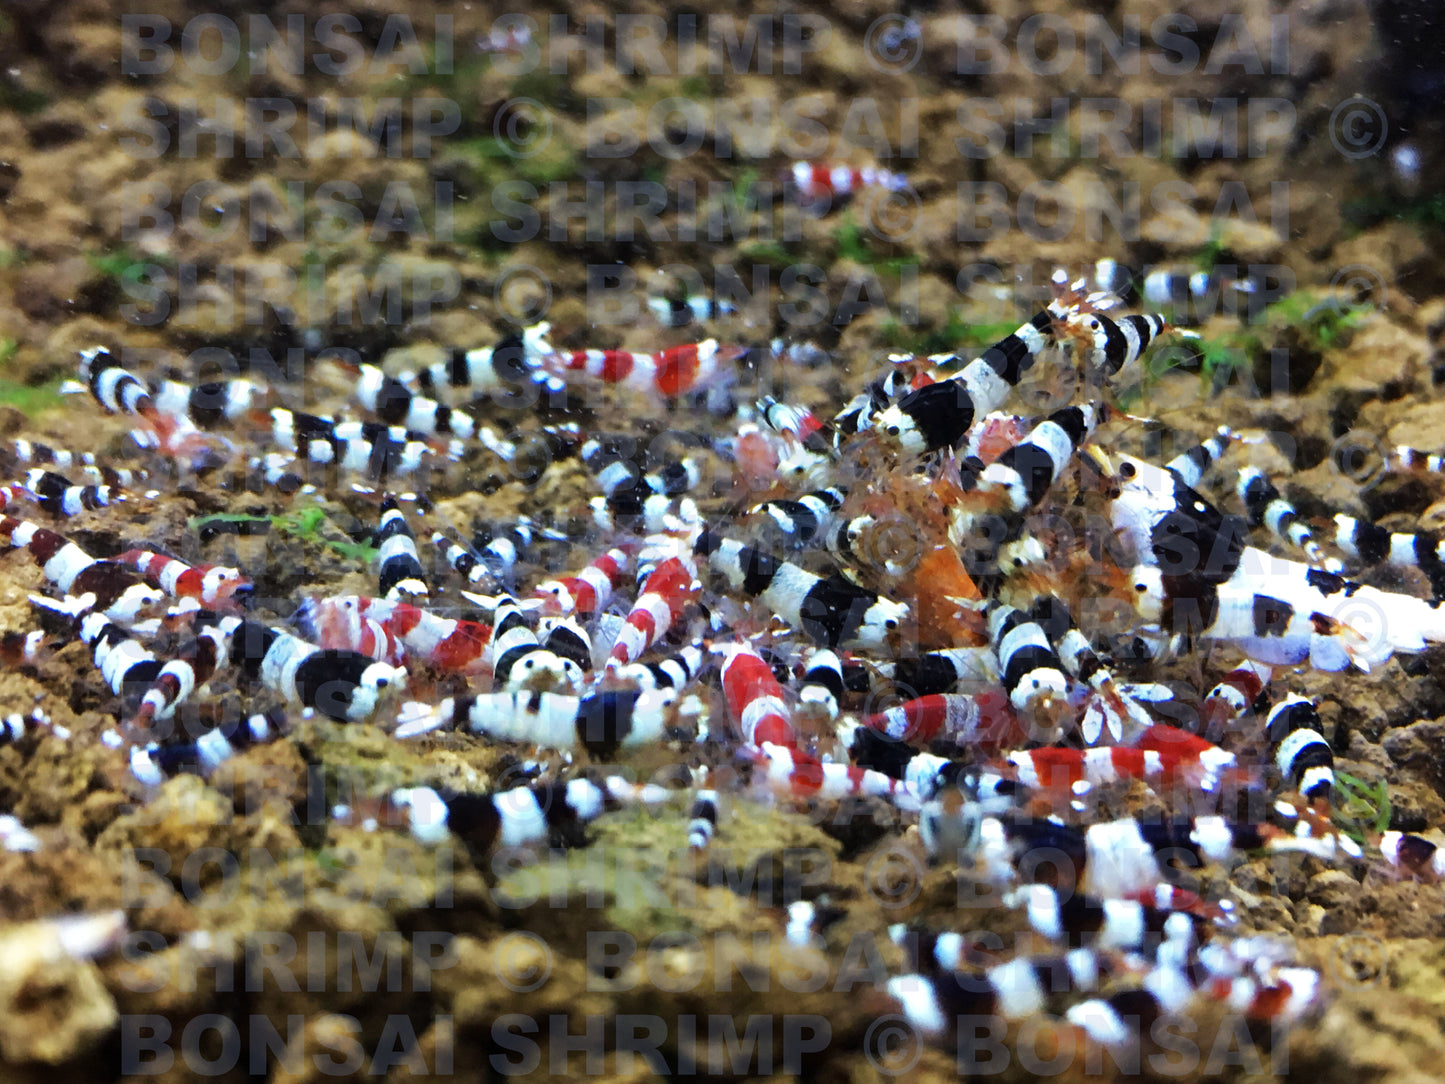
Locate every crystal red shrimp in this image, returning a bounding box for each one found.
[1201,663,1270,738]
[114,548,251,607]
[787,162,910,210]
[860,693,991,745]
[715,640,919,806]
[295,595,494,673]
[136,614,243,724]
[1007,725,1240,795]
[533,546,631,618]
[742,743,923,808]
[603,554,698,672]
[716,641,796,749]
[548,339,743,399]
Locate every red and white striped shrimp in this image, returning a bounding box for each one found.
[603,554,699,672]
[293,595,493,673]
[860,693,992,746]
[712,640,921,806]
[716,640,796,749]
[136,613,244,724]
[292,596,404,664]
[533,547,631,618]
[548,339,743,399]
[1201,662,1270,738]
[742,743,923,809]
[1007,725,1241,796]
[786,161,910,212]
[114,549,251,608]
[0,481,28,513]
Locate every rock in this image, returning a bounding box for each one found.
[1307,868,1360,908]
[0,911,123,1064]
[94,773,304,898]
[1331,319,1428,401]
[1382,718,1445,794]
[1141,202,1209,251]
[1333,222,1431,310]
[1297,901,1328,935]
[1215,217,1284,263]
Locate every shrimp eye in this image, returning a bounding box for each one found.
[1119,462,1136,479]
[887,425,900,437]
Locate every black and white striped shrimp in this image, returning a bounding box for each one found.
[483,595,582,693]
[694,531,909,653]
[383,773,668,853]
[1263,693,1335,806]
[394,686,674,756]
[19,469,123,518]
[1332,514,1445,597]
[408,325,558,403]
[75,346,194,453]
[433,516,557,590]
[1102,449,1445,671]
[267,408,458,481]
[1237,465,1335,569]
[223,619,403,723]
[973,404,1108,514]
[129,707,286,786]
[373,497,428,600]
[748,487,847,549]
[872,307,1064,455]
[151,373,267,429]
